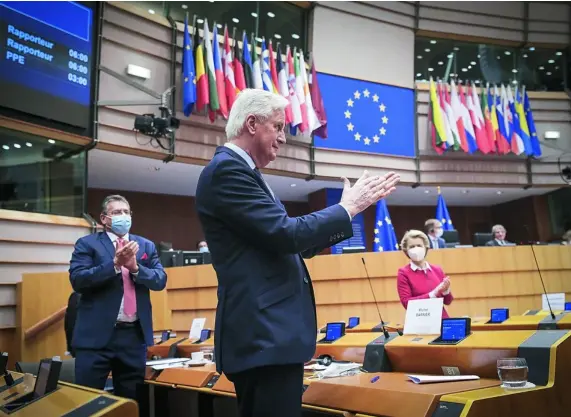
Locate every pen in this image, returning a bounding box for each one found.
[370,375,380,383]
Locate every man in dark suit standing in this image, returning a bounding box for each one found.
[69,195,167,400]
[425,219,446,249]
[195,89,400,417]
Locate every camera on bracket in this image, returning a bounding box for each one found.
[134,106,180,139]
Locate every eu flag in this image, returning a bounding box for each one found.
[373,200,399,252]
[182,16,196,117]
[314,73,415,157]
[435,193,453,231]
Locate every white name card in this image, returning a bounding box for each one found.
[403,298,443,335]
[189,318,206,340]
[542,293,565,312]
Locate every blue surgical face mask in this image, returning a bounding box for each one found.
[199,246,209,253]
[109,214,132,236]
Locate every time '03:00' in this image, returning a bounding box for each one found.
[67,73,88,86]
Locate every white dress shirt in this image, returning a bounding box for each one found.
[430,237,440,249]
[224,142,352,219]
[107,231,138,322]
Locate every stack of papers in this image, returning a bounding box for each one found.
[407,374,480,384]
[145,358,209,371]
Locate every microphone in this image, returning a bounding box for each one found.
[530,243,556,321]
[361,257,398,339]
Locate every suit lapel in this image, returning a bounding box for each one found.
[99,232,115,259]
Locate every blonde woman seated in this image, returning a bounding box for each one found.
[397,230,453,318]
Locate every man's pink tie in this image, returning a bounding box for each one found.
[117,238,137,317]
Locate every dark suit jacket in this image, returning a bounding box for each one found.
[195,146,353,374]
[485,239,513,247]
[64,291,80,356]
[69,232,167,349]
[429,237,446,249]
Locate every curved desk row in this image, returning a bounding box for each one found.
[145,329,571,417]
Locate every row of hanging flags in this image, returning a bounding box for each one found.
[429,77,541,157]
[181,16,328,138]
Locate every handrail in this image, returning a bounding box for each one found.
[24,305,67,341]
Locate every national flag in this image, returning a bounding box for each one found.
[195,33,209,112]
[252,34,263,89]
[373,200,399,252]
[494,85,511,154]
[181,16,196,117]
[276,44,293,124]
[312,73,415,158]
[436,187,453,231]
[241,31,254,88]
[232,28,246,92]
[427,94,443,155]
[437,82,455,149]
[506,85,524,155]
[458,83,478,153]
[286,46,302,128]
[523,87,542,157]
[469,82,491,154]
[268,40,279,94]
[203,20,219,121]
[261,39,273,92]
[309,59,327,138]
[223,26,236,109]
[450,81,469,153]
[211,24,228,119]
[299,50,320,135]
[429,78,447,151]
[482,84,497,153]
[514,87,532,156]
[294,48,308,133]
[500,84,513,150]
[443,83,460,150]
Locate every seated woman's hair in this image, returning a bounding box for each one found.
[400,229,430,251]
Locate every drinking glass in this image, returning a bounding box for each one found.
[497,358,528,388]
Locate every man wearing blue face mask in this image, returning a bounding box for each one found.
[69,194,167,401]
[197,240,209,253]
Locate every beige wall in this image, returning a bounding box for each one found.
[94,1,570,188]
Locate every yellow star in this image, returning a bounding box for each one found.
[184,77,189,83]
[193,78,196,85]
[186,45,190,50]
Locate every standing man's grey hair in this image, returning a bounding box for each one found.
[225,89,289,140]
[101,194,130,214]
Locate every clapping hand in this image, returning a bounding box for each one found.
[437,277,451,295]
[340,170,400,218]
[114,241,139,272]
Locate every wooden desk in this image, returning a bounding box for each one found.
[0,372,137,417]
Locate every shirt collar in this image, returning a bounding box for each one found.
[106,231,129,243]
[225,142,256,170]
[410,262,431,272]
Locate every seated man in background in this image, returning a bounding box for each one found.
[69,194,167,400]
[485,224,512,246]
[424,218,446,249]
[397,230,453,318]
[197,240,209,253]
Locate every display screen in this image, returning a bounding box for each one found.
[565,302,571,311]
[161,331,170,342]
[33,360,51,397]
[0,1,94,128]
[199,329,211,342]
[348,316,360,328]
[441,319,468,341]
[490,308,509,323]
[325,323,344,341]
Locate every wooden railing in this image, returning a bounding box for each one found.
[24,305,67,341]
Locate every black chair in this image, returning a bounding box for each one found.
[442,230,460,247]
[473,233,493,247]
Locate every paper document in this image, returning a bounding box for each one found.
[407,374,480,384]
[146,358,189,366]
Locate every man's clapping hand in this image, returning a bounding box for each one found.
[339,170,400,218]
[114,241,139,272]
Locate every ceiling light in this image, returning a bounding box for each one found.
[425,48,430,52]
[470,61,476,65]
[292,34,299,39]
[13,143,21,149]
[197,18,204,24]
[417,55,422,59]
[438,61,443,65]
[462,68,468,72]
[529,47,535,51]
[556,51,562,56]
[290,184,296,187]
[255,37,262,43]
[504,51,511,55]
[523,54,528,58]
[48,139,55,144]
[428,67,433,72]
[468,65,472,69]
[430,40,437,44]
[2,145,8,150]
[148,9,155,14]
[453,47,459,51]
[474,80,480,84]
[512,80,518,85]
[548,59,555,64]
[512,69,518,73]
[181,4,187,9]
[25,142,32,147]
[547,72,552,75]
[477,54,481,58]
[251,12,258,17]
[556,66,560,70]
[416,73,421,77]
[274,34,281,39]
[497,56,501,59]
[539,66,544,70]
[209,0,214,2]
[232,17,239,23]
[267,12,275,18]
[217,23,222,29]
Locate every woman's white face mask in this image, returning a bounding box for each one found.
[407,246,426,262]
